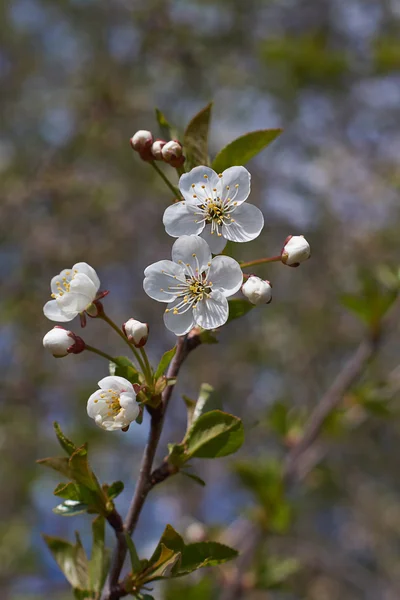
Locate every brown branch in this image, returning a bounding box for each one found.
[102,332,201,600]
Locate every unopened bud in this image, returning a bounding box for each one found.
[151,139,166,160]
[281,235,311,267]
[130,130,153,152]
[43,326,85,358]
[122,319,149,348]
[242,276,272,305]
[161,140,185,167]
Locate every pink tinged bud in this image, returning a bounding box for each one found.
[242,276,272,305]
[130,130,153,152]
[161,140,185,167]
[151,139,166,160]
[122,319,149,348]
[281,235,311,267]
[43,326,85,358]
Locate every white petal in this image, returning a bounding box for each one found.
[43,299,77,322]
[218,166,251,205]
[51,270,72,295]
[143,260,186,302]
[223,203,264,242]
[208,256,243,297]
[87,390,107,418]
[119,393,140,422]
[171,235,211,274]
[199,225,227,254]
[163,201,205,237]
[193,290,229,330]
[98,376,134,394]
[73,262,100,291]
[163,299,195,335]
[179,166,220,201]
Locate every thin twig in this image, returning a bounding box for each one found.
[102,333,201,600]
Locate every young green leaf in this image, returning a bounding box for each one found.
[89,517,110,594]
[180,471,206,487]
[53,500,89,517]
[54,422,77,456]
[183,102,213,169]
[104,480,124,500]
[212,129,282,173]
[227,299,255,323]
[155,108,178,140]
[192,383,215,422]
[37,456,73,479]
[177,541,238,575]
[155,346,177,380]
[185,410,244,459]
[69,445,99,491]
[109,356,140,384]
[125,532,142,573]
[43,533,89,589]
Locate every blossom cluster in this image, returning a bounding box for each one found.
[41,144,310,433]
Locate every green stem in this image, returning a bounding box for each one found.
[240,255,282,269]
[85,345,116,363]
[150,161,181,198]
[99,313,147,374]
[139,347,153,383]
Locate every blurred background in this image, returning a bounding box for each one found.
[1,0,400,598]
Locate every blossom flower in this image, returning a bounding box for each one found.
[242,276,272,305]
[151,139,166,160]
[163,166,264,254]
[43,262,100,322]
[130,130,153,152]
[42,326,85,357]
[281,235,311,267]
[123,318,149,347]
[143,235,243,335]
[161,140,185,167]
[87,376,140,431]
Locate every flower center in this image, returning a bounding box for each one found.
[51,269,79,299]
[95,389,122,418]
[161,255,213,317]
[191,174,241,236]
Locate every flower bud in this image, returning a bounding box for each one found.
[43,326,85,358]
[281,235,311,267]
[161,140,185,167]
[242,276,272,305]
[122,319,149,348]
[151,139,166,160]
[130,130,153,152]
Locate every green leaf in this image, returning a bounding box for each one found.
[183,102,213,169]
[53,482,92,502]
[43,533,89,589]
[192,383,215,422]
[150,525,185,561]
[105,481,124,500]
[89,517,109,594]
[180,471,206,487]
[155,346,176,380]
[54,422,77,456]
[69,445,99,492]
[212,129,282,173]
[109,356,140,384]
[198,330,219,344]
[37,456,72,478]
[167,443,186,467]
[177,542,238,575]
[144,544,181,581]
[125,532,141,573]
[227,299,255,323]
[185,410,244,459]
[53,500,89,516]
[155,108,178,140]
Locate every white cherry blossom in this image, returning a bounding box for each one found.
[43,262,100,322]
[281,235,311,267]
[242,276,272,305]
[143,236,243,335]
[163,166,264,254]
[87,376,140,431]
